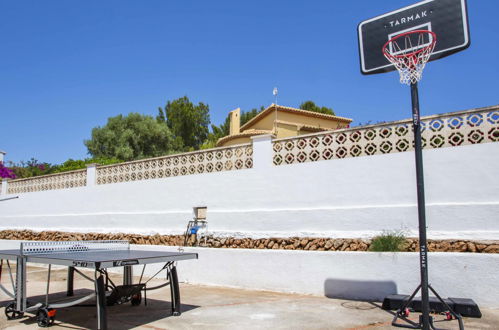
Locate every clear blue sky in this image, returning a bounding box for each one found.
[1,0,497,164]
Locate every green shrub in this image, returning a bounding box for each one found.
[53,157,122,173]
[8,158,57,179]
[7,157,124,179]
[369,230,407,252]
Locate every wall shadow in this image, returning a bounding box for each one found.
[324,278,397,302]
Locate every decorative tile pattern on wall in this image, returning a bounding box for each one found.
[7,170,87,194]
[272,106,499,166]
[96,144,253,185]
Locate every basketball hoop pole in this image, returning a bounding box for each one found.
[391,82,464,330]
[388,69,465,330]
[410,81,431,330]
[380,30,442,329]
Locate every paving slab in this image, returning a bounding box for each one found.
[1,267,497,329]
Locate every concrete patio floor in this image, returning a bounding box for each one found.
[1,266,497,329]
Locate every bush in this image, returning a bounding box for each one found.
[8,158,56,179]
[5,157,124,179]
[53,158,122,173]
[369,230,407,252]
[0,162,16,179]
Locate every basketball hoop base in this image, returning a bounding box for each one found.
[391,284,465,330]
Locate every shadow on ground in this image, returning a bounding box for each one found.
[1,289,200,329]
[324,278,397,301]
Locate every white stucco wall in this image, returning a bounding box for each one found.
[161,246,499,307]
[0,240,496,307]
[0,142,498,239]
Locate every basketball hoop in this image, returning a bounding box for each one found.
[359,4,471,329]
[382,30,437,85]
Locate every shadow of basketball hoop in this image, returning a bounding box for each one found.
[324,278,397,302]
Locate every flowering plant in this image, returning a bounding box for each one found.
[0,162,16,179]
[8,158,54,179]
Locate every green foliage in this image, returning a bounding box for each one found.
[369,230,408,252]
[299,101,335,115]
[214,114,230,138]
[159,96,210,150]
[199,139,217,150]
[84,113,181,161]
[240,107,263,126]
[7,157,124,179]
[200,118,229,150]
[8,158,57,179]
[53,157,122,173]
[156,106,166,123]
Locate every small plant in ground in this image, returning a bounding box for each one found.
[369,230,408,252]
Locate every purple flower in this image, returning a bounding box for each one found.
[0,162,16,179]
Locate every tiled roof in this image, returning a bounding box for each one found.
[240,104,352,131]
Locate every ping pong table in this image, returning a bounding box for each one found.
[0,240,197,329]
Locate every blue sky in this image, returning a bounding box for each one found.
[1,0,497,164]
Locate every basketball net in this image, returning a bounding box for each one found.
[382,30,437,85]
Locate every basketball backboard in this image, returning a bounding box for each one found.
[358,0,470,75]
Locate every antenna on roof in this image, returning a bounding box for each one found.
[273,87,278,135]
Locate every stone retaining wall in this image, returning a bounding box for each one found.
[1,230,498,253]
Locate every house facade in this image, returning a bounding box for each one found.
[216,104,353,147]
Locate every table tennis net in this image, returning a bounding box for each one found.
[21,240,129,255]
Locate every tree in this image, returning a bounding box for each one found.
[201,116,230,149]
[84,113,180,161]
[158,96,210,151]
[299,101,335,115]
[241,106,263,126]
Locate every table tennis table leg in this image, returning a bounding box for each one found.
[169,266,181,316]
[123,265,133,285]
[67,267,74,296]
[94,270,107,330]
[15,256,27,313]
